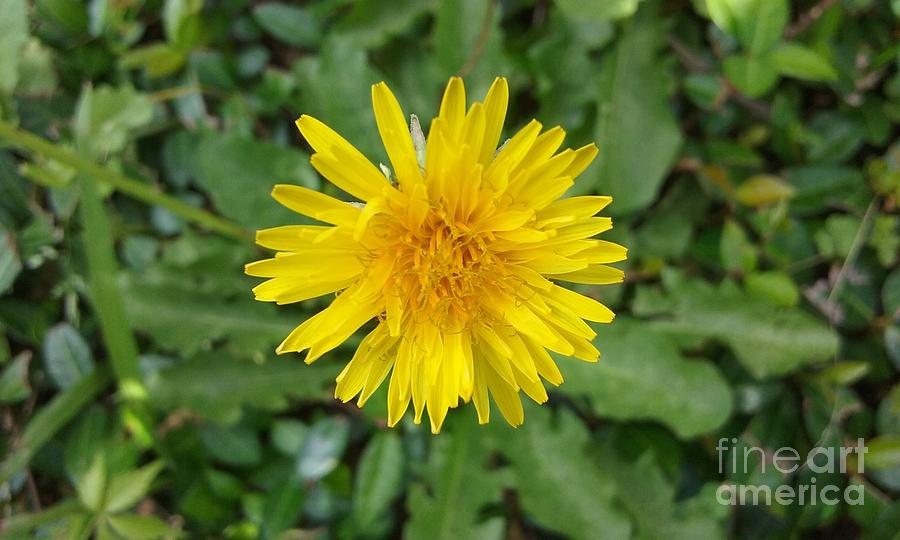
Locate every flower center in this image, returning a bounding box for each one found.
[382,209,505,331]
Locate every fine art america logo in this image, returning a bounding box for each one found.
[715,438,867,506]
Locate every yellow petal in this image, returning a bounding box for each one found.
[271,184,359,226]
[478,77,509,164]
[296,115,391,200]
[543,285,616,323]
[438,76,466,140]
[372,82,421,188]
[563,143,599,179]
[547,264,625,285]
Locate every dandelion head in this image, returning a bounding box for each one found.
[245,77,627,433]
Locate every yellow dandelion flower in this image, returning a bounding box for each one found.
[245,77,627,433]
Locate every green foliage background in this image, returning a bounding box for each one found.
[0,0,899,538]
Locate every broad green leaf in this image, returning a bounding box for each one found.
[405,416,505,540]
[43,323,95,389]
[558,319,733,438]
[105,460,165,513]
[73,85,154,158]
[705,0,787,53]
[884,269,900,320]
[352,432,404,533]
[193,133,315,229]
[293,37,385,161]
[298,417,350,481]
[261,477,305,538]
[0,499,83,538]
[434,0,508,94]
[17,37,58,95]
[252,3,320,47]
[76,452,107,512]
[0,0,28,94]
[145,352,338,423]
[271,419,308,456]
[497,406,631,539]
[592,3,682,215]
[0,352,30,403]
[200,425,261,467]
[554,0,641,21]
[120,43,187,78]
[107,513,178,540]
[594,447,725,538]
[65,405,108,479]
[332,0,436,49]
[723,54,779,97]
[745,271,800,307]
[867,436,900,471]
[0,369,111,484]
[0,227,22,294]
[119,269,296,357]
[771,43,839,82]
[528,12,612,127]
[163,0,203,50]
[653,277,839,379]
[720,219,758,273]
[735,174,795,207]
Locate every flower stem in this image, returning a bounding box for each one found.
[0,119,251,242]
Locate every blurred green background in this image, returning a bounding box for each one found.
[1,0,899,538]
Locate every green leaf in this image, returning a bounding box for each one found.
[720,219,758,273]
[0,499,83,538]
[0,0,28,95]
[352,432,404,532]
[271,419,309,456]
[723,54,779,97]
[705,0,787,53]
[64,405,108,479]
[497,406,632,539]
[884,268,900,320]
[252,3,320,47]
[333,0,436,49]
[145,352,338,423]
[105,460,165,513]
[120,43,187,78]
[735,174,795,207]
[193,133,315,229]
[867,436,900,471]
[163,0,203,50]
[0,227,22,294]
[293,37,385,161]
[73,85,154,158]
[76,452,107,512]
[119,268,297,358]
[771,43,838,82]
[592,4,683,215]
[0,352,30,403]
[200,424,261,467]
[405,416,505,540]
[653,277,839,379]
[434,0,508,95]
[298,417,350,481]
[558,319,733,438]
[554,0,641,21]
[261,477,305,538]
[107,513,178,540]
[594,447,725,538]
[0,369,111,484]
[43,323,95,389]
[745,271,800,307]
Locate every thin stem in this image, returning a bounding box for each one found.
[0,120,251,242]
[457,0,497,78]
